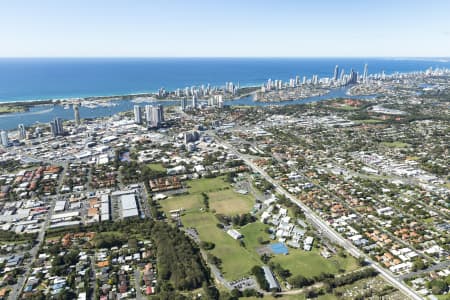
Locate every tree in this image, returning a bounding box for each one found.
[203,282,220,300]
[200,241,215,250]
[411,258,426,272]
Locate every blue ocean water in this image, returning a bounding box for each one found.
[1,57,449,103]
[0,58,449,130]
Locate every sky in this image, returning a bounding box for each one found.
[0,0,449,57]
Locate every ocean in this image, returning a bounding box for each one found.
[1,57,449,103]
[0,57,449,130]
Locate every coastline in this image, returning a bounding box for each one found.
[0,86,260,112]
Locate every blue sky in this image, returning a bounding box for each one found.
[0,0,449,57]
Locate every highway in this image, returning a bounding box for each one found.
[214,135,423,300]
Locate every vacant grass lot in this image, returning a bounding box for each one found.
[160,176,254,216]
[160,193,203,214]
[186,176,230,194]
[182,211,259,280]
[380,141,409,148]
[239,222,359,280]
[161,176,259,280]
[209,189,254,215]
[166,176,357,284]
[147,163,166,172]
[271,247,359,279]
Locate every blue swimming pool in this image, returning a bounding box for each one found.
[270,243,289,255]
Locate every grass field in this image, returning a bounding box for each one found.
[271,247,359,279]
[381,141,409,148]
[186,176,231,193]
[159,176,254,216]
[209,189,254,215]
[240,222,358,279]
[162,176,260,280]
[240,222,270,249]
[166,176,358,284]
[182,211,259,280]
[160,193,203,213]
[147,163,166,172]
[242,294,338,300]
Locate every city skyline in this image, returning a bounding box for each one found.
[1,0,450,57]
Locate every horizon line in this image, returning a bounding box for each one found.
[0,56,449,59]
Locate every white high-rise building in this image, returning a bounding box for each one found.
[18,124,26,139]
[73,103,81,125]
[0,131,8,147]
[50,118,64,137]
[192,95,198,108]
[333,65,339,81]
[145,105,163,128]
[145,105,152,126]
[181,98,187,111]
[363,64,369,84]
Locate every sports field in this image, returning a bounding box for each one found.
[182,211,259,280]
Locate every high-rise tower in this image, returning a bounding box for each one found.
[73,103,81,125]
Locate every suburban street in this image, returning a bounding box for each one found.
[214,134,423,300]
[8,196,58,300]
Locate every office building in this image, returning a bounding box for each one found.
[0,130,8,147]
[134,105,142,124]
[73,103,81,125]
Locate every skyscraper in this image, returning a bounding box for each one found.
[0,130,8,147]
[73,103,81,125]
[181,97,187,111]
[157,104,164,123]
[349,69,358,84]
[18,124,26,139]
[145,105,152,126]
[56,118,63,135]
[340,69,345,83]
[192,95,198,108]
[333,65,339,81]
[134,105,142,124]
[50,118,64,137]
[363,64,369,84]
[145,105,164,128]
[152,106,161,128]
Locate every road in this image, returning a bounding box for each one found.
[398,260,450,281]
[8,195,57,300]
[134,268,143,300]
[89,256,97,300]
[213,134,423,300]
